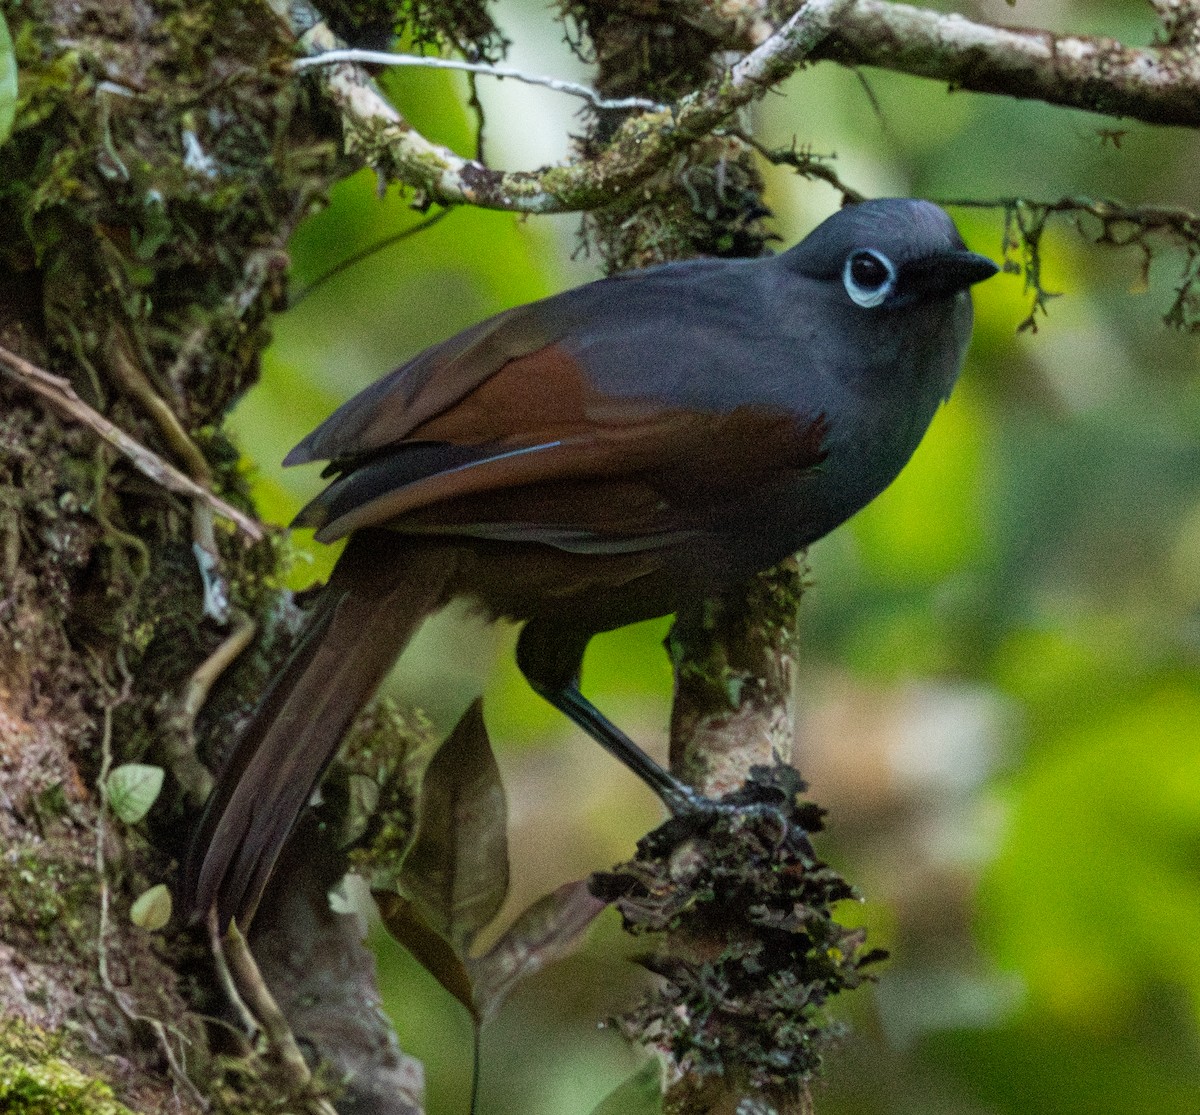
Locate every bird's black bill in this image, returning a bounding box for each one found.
[900,250,999,299]
[942,249,1000,287]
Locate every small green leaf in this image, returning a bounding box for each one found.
[0,12,15,147]
[130,884,172,931]
[470,879,607,1022]
[399,699,509,952]
[589,1060,663,1115]
[106,763,164,824]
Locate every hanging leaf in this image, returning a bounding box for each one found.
[588,1060,664,1115]
[374,890,478,1019]
[398,698,509,952]
[0,12,15,148]
[470,879,608,1022]
[105,763,164,824]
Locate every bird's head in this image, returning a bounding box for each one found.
[783,198,998,311]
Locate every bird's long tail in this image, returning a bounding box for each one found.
[183,533,456,930]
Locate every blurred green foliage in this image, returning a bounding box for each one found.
[228,0,1200,1110]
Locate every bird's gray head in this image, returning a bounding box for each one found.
[783,198,998,310]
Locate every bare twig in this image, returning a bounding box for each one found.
[290,209,450,307]
[101,327,240,619]
[736,131,865,203]
[221,922,339,1115]
[294,50,667,111]
[0,343,265,542]
[942,194,1200,330]
[208,908,261,1040]
[104,326,211,484]
[162,612,258,804]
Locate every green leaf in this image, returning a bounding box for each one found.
[0,12,15,148]
[105,763,164,824]
[588,1060,663,1115]
[129,884,172,931]
[469,880,608,1022]
[398,699,509,952]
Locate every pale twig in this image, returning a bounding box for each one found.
[0,343,264,542]
[102,327,237,620]
[221,922,339,1115]
[208,908,261,1040]
[162,612,258,804]
[294,50,667,111]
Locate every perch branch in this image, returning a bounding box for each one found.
[0,344,265,542]
[270,0,1200,218]
[268,0,851,212]
[1150,0,1200,48]
[814,0,1200,129]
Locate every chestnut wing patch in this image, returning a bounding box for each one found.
[295,400,828,551]
[284,303,574,468]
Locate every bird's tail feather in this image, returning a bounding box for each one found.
[183,534,455,930]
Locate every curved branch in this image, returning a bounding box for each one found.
[268,0,1200,218]
[267,0,850,213]
[817,0,1200,128]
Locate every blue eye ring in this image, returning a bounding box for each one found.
[843,249,897,308]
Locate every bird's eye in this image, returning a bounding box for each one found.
[843,249,897,308]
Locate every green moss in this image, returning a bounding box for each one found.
[0,843,94,948]
[338,696,430,884]
[0,1022,138,1115]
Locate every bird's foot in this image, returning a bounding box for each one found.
[657,762,819,860]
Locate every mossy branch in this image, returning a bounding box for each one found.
[268,0,1200,217]
[266,0,851,212]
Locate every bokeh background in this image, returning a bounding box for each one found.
[229,1,1200,1111]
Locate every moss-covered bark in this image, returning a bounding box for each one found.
[0,1,365,1110]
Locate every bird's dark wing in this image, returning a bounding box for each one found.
[284,299,585,468]
[283,255,752,470]
[292,340,828,549]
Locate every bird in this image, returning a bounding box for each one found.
[183,197,998,930]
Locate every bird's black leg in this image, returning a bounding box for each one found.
[516,618,705,816]
[550,684,704,815]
